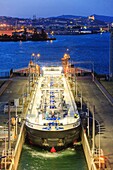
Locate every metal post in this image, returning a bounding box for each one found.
[92,105,95,155]
[14,99,19,137]
[26,84,28,101]
[92,62,94,82]
[29,67,30,94]
[75,75,77,98]
[35,55,36,80]
[4,127,6,170]
[15,106,17,136]
[99,123,101,169]
[8,102,11,150]
[87,104,90,137]
[22,95,24,113]
[74,73,75,97]
[94,119,101,169]
[80,89,82,110]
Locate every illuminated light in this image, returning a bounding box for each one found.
[67,48,69,52]
[59,67,63,71]
[88,15,95,20]
[100,28,102,31]
[84,26,87,29]
[99,156,105,163]
[51,31,54,35]
[42,67,45,71]
[31,53,40,58]
[37,53,40,58]
[32,53,35,57]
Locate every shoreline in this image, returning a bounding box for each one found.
[0,37,56,42]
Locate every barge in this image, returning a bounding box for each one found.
[25,66,81,150]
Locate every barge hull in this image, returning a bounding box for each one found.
[26,125,81,148]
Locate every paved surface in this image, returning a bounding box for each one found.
[0,77,28,122]
[95,79,113,106]
[100,80,113,98]
[0,80,12,96]
[0,77,28,103]
[0,76,28,157]
[77,76,113,169]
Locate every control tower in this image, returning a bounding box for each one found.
[109,28,113,80]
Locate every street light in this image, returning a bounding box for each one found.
[87,104,90,137]
[31,53,40,80]
[80,88,83,110]
[73,73,78,98]
[31,53,40,64]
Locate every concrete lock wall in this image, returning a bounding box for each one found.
[9,122,25,170]
[8,83,36,170]
[81,127,97,170]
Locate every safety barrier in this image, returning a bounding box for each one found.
[81,127,112,170]
[81,127,97,170]
[8,122,25,170]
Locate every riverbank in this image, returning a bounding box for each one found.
[0,36,56,42]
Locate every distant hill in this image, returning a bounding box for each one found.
[1,14,113,23]
[50,14,113,23]
[56,15,86,19]
[92,14,113,23]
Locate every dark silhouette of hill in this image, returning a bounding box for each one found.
[49,14,113,23]
[93,14,113,23]
[50,15,86,19]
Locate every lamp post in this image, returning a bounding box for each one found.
[14,98,19,136]
[3,125,7,170]
[36,53,40,77]
[31,53,40,64]
[92,105,95,156]
[92,115,101,169]
[97,121,101,169]
[91,62,94,82]
[87,103,90,137]
[28,67,31,94]
[74,73,78,98]
[80,88,83,110]
[31,53,40,80]
[86,105,101,169]
[8,102,11,150]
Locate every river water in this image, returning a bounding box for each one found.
[0,33,110,170]
[18,144,88,170]
[0,32,110,74]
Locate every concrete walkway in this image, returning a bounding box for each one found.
[77,76,113,169]
[95,78,113,106]
[0,80,12,96]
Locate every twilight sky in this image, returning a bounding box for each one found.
[0,0,113,18]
